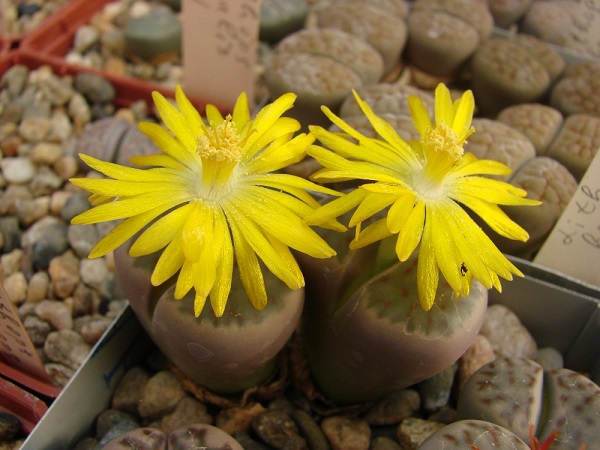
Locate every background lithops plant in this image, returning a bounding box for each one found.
[496,103,564,155]
[470,38,553,116]
[259,0,309,44]
[550,62,600,117]
[456,357,600,449]
[490,157,578,259]
[418,419,531,449]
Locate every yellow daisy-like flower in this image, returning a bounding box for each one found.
[305,83,541,311]
[71,87,339,317]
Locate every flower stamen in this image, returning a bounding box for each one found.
[197,117,244,200]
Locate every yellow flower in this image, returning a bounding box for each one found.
[71,87,339,317]
[305,83,541,311]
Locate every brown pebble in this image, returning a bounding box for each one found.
[252,410,308,450]
[321,416,370,450]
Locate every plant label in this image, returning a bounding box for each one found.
[535,150,600,288]
[181,0,260,110]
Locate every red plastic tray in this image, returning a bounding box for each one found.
[19,0,226,113]
[0,0,75,48]
[0,377,48,435]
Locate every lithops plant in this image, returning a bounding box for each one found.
[546,114,600,181]
[550,62,600,117]
[264,27,385,129]
[411,0,494,41]
[418,419,531,449]
[338,82,434,118]
[456,357,600,449]
[259,0,308,44]
[123,9,182,62]
[496,104,564,155]
[102,424,244,449]
[300,84,539,405]
[463,118,536,181]
[521,0,599,60]
[470,38,552,116]
[312,0,408,74]
[301,249,489,404]
[508,34,566,84]
[492,157,578,259]
[405,9,480,79]
[488,0,533,28]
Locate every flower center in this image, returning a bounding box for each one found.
[413,121,464,199]
[197,117,243,199]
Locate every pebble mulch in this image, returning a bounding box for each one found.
[67,303,567,450]
[0,63,150,448]
[0,0,69,40]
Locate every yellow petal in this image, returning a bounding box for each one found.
[232,91,250,132]
[88,200,182,258]
[458,194,530,241]
[387,192,417,234]
[174,260,193,299]
[353,91,418,164]
[429,204,469,296]
[193,293,207,318]
[181,202,212,262]
[130,154,187,171]
[304,188,367,228]
[209,209,234,317]
[452,157,512,178]
[244,133,314,174]
[71,191,190,224]
[228,218,267,310]
[451,89,475,139]
[151,234,185,286]
[416,219,438,311]
[395,199,425,261]
[349,192,397,227]
[129,203,193,256]
[152,91,198,151]
[205,104,224,126]
[350,218,393,249]
[434,83,453,126]
[245,93,296,152]
[243,117,300,161]
[192,241,217,314]
[175,85,203,132]
[138,122,200,167]
[76,153,174,182]
[408,96,432,137]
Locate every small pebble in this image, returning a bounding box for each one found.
[458,334,496,391]
[0,157,35,184]
[3,271,28,305]
[111,366,150,414]
[364,389,421,426]
[96,409,139,440]
[535,347,564,371]
[252,410,308,450]
[396,418,445,450]
[291,409,330,450]
[48,250,80,299]
[479,304,537,359]
[35,299,73,330]
[44,329,91,370]
[321,416,370,450]
[0,412,21,441]
[160,396,213,433]
[138,371,186,419]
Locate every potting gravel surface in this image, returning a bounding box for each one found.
[0,62,148,449]
[66,304,573,450]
